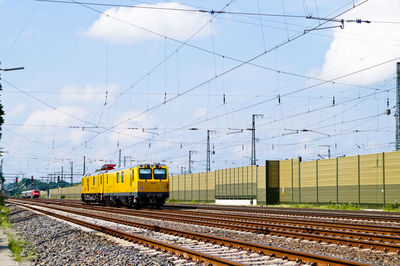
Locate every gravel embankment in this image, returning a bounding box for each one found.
[7,204,174,266]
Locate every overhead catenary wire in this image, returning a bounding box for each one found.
[35,0,397,25]
[58,0,372,160]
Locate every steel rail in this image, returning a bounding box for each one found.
[167,203,400,222]
[18,199,400,252]
[14,202,241,266]
[35,199,400,234]
[11,200,369,266]
[22,200,400,253]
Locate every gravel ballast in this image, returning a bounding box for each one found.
[6,204,174,266]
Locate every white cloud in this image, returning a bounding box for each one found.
[8,104,27,118]
[19,106,86,138]
[315,0,400,85]
[109,111,155,143]
[85,2,212,44]
[60,84,116,104]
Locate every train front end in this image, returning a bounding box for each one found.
[136,164,169,207]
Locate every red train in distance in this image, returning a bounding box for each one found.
[21,190,40,199]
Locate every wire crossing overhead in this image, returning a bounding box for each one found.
[36,0,397,25]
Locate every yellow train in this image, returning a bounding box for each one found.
[81,163,169,208]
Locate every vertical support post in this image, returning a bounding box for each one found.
[298,157,301,204]
[70,161,73,185]
[118,149,121,168]
[382,152,386,207]
[265,161,269,205]
[206,172,208,202]
[251,114,263,165]
[336,157,339,204]
[251,114,256,165]
[83,156,86,176]
[207,130,210,172]
[246,166,249,197]
[61,166,64,182]
[291,159,293,204]
[396,62,400,150]
[190,174,193,201]
[184,174,186,201]
[316,160,319,205]
[358,155,361,206]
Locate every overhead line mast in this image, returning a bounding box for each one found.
[396,62,400,151]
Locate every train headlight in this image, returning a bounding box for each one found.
[139,186,144,190]
[162,186,166,190]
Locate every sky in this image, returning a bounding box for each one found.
[1,0,400,183]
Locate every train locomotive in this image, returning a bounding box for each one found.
[81,163,169,208]
[22,190,40,199]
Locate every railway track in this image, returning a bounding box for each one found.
[166,203,400,222]
[18,199,400,253]
[10,199,369,266]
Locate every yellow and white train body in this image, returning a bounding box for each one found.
[81,163,169,208]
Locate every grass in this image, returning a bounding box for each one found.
[384,202,400,212]
[0,202,29,262]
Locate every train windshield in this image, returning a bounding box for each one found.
[154,168,167,180]
[139,168,152,180]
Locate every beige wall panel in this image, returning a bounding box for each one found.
[338,156,358,186]
[257,165,266,188]
[386,184,400,203]
[385,151,400,185]
[279,160,292,189]
[208,171,215,188]
[292,159,299,202]
[193,173,199,190]
[179,174,186,200]
[360,153,382,186]
[238,167,244,197]
[292,159,299,188]
[300,161,316,188]
[318,158,336,187]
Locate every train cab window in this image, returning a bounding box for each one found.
[154,168,167,180]
[117,173,119,183]
[139,168,152,180]
[121,172,124,183]
[131,170,134,186]
[93,177,95,186]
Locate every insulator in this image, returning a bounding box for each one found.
[386,109,391,115]
[333,96,335,106]
[387,98,390,108]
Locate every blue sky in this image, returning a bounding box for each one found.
[1,0,400,182]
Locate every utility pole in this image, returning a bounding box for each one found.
[188,150,197,174]
[61,166,63,182]
[206,130,216,172]
[396,62,400,150]
[83,156,86,176]
[250,114,263,165]
[118,149,122,168]
[70,161,73,185]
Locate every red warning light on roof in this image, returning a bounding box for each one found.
[101,164,116,170]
